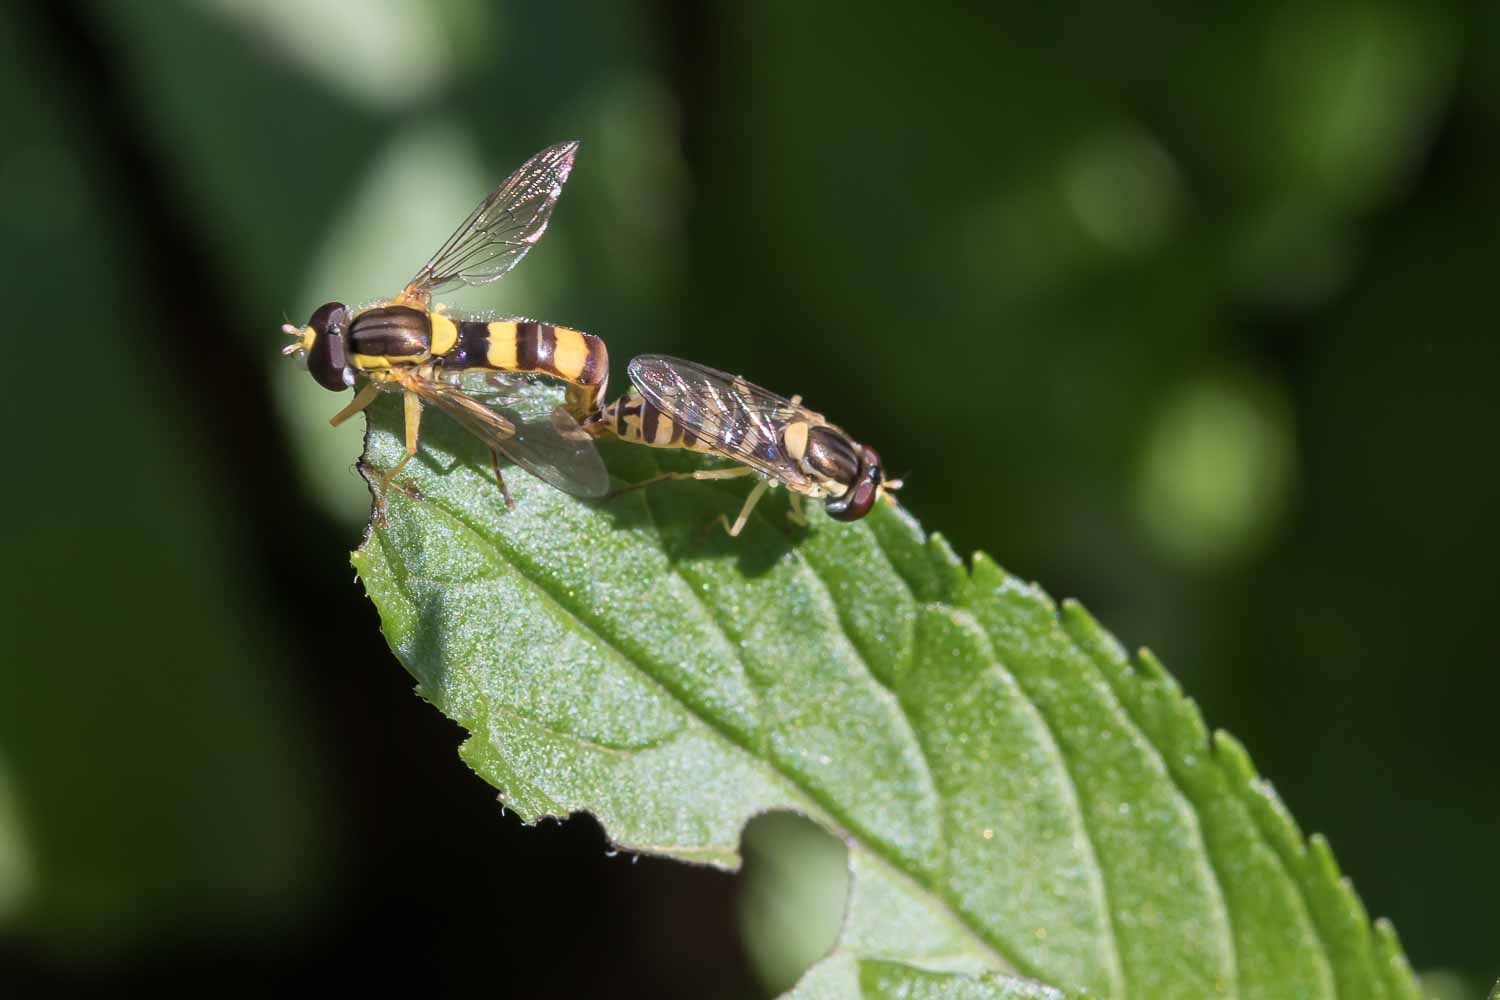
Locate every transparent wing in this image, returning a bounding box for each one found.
[626,354,816,489]
[406,371,609,499]
[402,140,579,301]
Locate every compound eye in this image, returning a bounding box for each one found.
[825,476,877,522]
[308,301,347,335]
[306,301,353,392]
[824,450,883,522]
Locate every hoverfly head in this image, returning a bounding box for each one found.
[283,301,353,392]
[814,432,886,523]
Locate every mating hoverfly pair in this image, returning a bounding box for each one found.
[283,141,900,535]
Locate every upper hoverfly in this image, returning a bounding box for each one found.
[282,141,610,515]
[587,355,901,536]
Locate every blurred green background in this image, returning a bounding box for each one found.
[1,0,1496,995]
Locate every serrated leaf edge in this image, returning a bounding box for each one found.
[353,423,1420,1000]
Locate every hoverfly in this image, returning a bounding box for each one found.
[587,355,901,536]
[282,141,609,515]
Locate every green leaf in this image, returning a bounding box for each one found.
[785,955,1074,999]
[352,391,1419,999]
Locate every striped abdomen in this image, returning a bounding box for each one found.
[587,389,717,453]
[430,315,609,417]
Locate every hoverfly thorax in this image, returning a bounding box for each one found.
[290,301,355,392]
[802,425,858,484]
[347,305,433,360]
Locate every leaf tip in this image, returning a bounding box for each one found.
[925,532,974,599]
[1210,728,1252,778]
[1134,647,1181,694]
[926,531,960,564]
[1371,921,1422,1000]
[1307,833,1374,926]
[1059,598,1132,674]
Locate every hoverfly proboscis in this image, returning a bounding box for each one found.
[586,355,901,536]
[282,141,610,519]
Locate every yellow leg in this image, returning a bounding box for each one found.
[605,464,755,500]
[786,495,808,528]
[375,390,422,524]
[329,382,380,427]
[607,465,777,537]
[723,479,770,537]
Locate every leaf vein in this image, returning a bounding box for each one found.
[631,473,772,750]
[787,523,948,883]
[966,628,1128,996]
[1063,639,1245,998]
[408,488,1025,976]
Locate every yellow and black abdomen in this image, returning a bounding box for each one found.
[587,389,717,453]
[432,316,609,417]
[344,305,608,418]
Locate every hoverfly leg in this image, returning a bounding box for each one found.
[602,472,672,501]
[489,449,517,510]
[373,390,423,525]
[360,473,392,528]
[786,495,808,528]
[693,466,756,481]
[724,479,770,537]
[354,458,391,527]
[329,382,380,427]
[604,464,754,501]
[360,468,415,528]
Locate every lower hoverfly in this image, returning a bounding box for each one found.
[587,355,901,536]
[281,141,609,515]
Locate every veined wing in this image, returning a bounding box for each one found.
[626,354,816,489]
[406,371,609,499]
[402,141,579,302]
